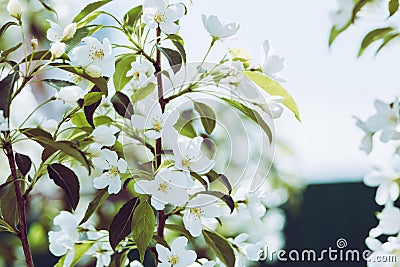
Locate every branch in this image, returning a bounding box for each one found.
[4,141,34,267]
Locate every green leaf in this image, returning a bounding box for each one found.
[131,83,156,103]
[0,178,18,227]
[84,92,103,106]
[114,54,136,91]
[80,188,109,225]
[168,34,186,63]
[73,0,113,23]
[71,112,91,128]
[42,79,75,89]
[352,0,370,22]
[83,86,103,127]
[389,0,399,16]
[54,242,94,267]
[244,71,300,121]
[2,43,22,58]
[164,224,192,241]
[199,191,234,213]
[328,24,351,46]
[38,0,57,14]
[124,5,143,26]
[358,27,393,57]
[174,110,197,138]
[15,153,32,176]
[109,197,139,250]
[0,73,19,117]
[131,200,155,262]
[0,217,17,234]
[376,33,400,54]
[111,92,134,118]
[0,22,18,39]
[65,27,90,52]
[203,229,235,267]
[220,98,273,143]
[193,101,216,135]
[156,46,182,73]
[48,164,80,210]
[205,170,232,195]
[50,64,109,95]
[190,172,209,190]
[21,128,91,172]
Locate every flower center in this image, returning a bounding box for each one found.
[190,207,204,219]
[167,255,179,265]
[155,13,166,23]
[158,182,170,193]
[151,116,163,132]
[109,166,119,177]
[89,47,105,61]
[182,158,191,167]
[389,115,398,124]
[133,71,141,80]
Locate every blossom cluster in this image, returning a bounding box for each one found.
[0,0,302,266]
[355,97,400,266]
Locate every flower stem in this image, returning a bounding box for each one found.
[3,140,34,267]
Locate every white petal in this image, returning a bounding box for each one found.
[94,173,112,189]
[171,236,188,251]
[117,159,128,173]
[156,243,171,262]
[131,115,146,129]
[160,22,180,34]
[108,178,122,194]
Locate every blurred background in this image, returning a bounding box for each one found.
[0,0,397,266]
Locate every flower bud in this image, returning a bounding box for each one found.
[85,65,102,78]
[7,0,22,19]
[56,86,83,104]
[50,41,66,59]
[62,23,77,41]
[30,38,38,50]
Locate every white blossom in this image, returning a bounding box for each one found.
[46,20,76,43]
[50,41,66,59]
[230,233,266,266]
[202,15,239,41]
[0,110,9,131]
[376,204,400,235]
[183,194,225,237]
[87,229,113,267]
[234,187,266,224]
[364,163,399,205]
[156,236,197,267]
[355,116,374,154]
[70,37,115,77]
[173,137,215,174]
[90,125,119,147]
[56,85,83,104]
[134,168,190,210]
[261,40,285,82]
[48,211,79,267]
[142,0,185,34]
[126,57,156,89]
[131,102,178,141]
[365,98,400,143]
[228,61,259,99]
[92,150,127,194]
[7,0,22,19]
